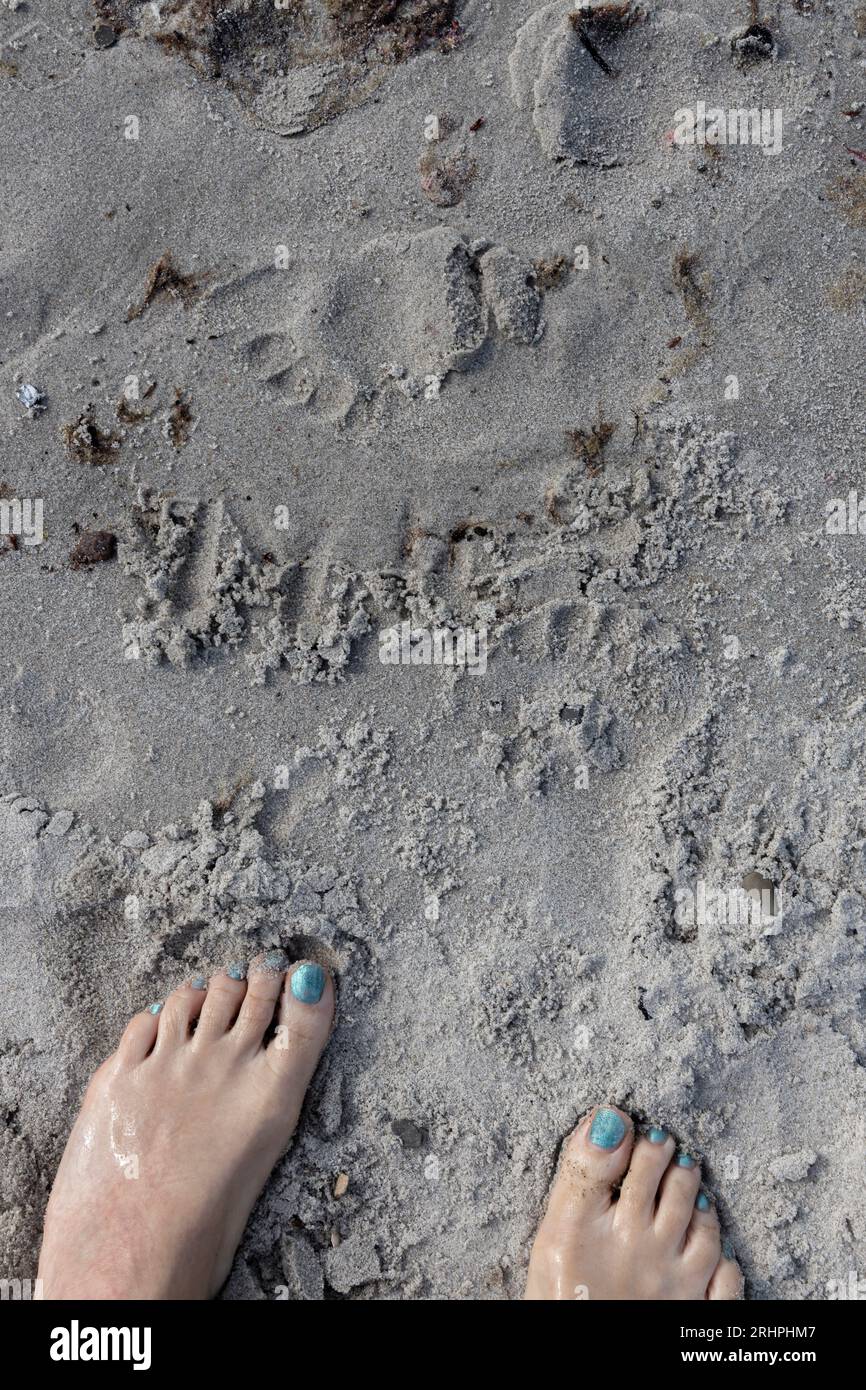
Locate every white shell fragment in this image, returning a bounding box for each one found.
[16,384,45,412]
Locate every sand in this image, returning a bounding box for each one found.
[1,0,865,1299]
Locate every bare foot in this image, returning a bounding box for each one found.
[525,1106,744,1301]
[37,953,334,1300]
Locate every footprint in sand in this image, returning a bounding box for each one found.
[202,226,547,428]
[510,3,818,174]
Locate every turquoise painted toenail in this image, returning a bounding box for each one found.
[291,962,325,1005]
[148,1002,163,1015]
[226,963,246,980]
[723,1240,736,1261]
[676,1153,696,1168]
[648,1127,668,1144]
[695,1192,711,1211]
[589,1108,627,1150]
[191,976,207,990]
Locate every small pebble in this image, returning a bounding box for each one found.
[94,25,118,49]
[45,810,74,836]
[392,1119,426,1150]
[121,831,151,850]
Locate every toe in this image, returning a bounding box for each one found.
[264,961,335,1101]
[193,965,248,1042]
[615,1126,676,1228]
[115,1006,162,1065]
[683,1191,722,1282]
[230,949,290,1051]
[655,1150,702,1245]
[541,1106,635,1234]
[708,1248,745,1300]
[152,978,210,1051]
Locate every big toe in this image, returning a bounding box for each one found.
[537,1105,634,1235]
[262,960,335,1118]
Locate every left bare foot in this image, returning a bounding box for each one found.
[37,952,334,1300]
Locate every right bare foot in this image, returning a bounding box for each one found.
[525,1105,744,1301]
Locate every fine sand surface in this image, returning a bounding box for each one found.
[1,0,865,1299]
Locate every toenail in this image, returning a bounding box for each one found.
[191,976,207,990]
[647,1126,668,1144]
[676,1152,696,1168]
[588,1108,627,1150]
[256,949,290,972]
[226,963,246,980]
[695,1192,712,1211]
[723,1239,736,1260]
[290,962,326,1005]
[148,1002,163,1015]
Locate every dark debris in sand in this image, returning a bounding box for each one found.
[94,0,459,80]
[62,413,120,466]
[419,147,476,207]
[672,247,710,330]
[69,530,118,571]
[533,255,570,291]
[568,3,643,79]
[166,389,194,450]
[565,409,617,477]
[828,171,866,228]
[126,252,205,323]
